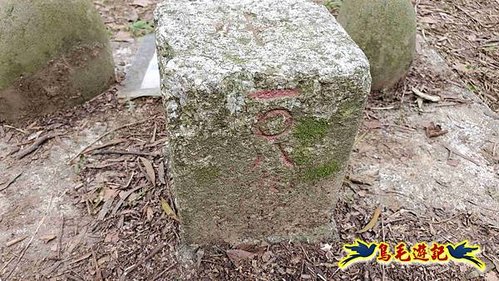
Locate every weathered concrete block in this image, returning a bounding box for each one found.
[0,0,115,123]
[156,0,371,244]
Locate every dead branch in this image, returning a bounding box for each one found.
[16,134,58,159]
[92,149,157,157]
[0,172,23,192]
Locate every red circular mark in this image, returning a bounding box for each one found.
[255,109,293,141]
[249,89,299,100]
[254,109,295,168]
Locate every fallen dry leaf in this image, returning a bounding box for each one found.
[261,251,272,263]
[126,10,139,22]
[146,206,154,221]
[453,62,473,74]
[131,0,151,7]
[419,16,439,24]
[98,255,111,266]
[429,222,437,235]
[357,206,382,233]
[103,187,118,201]
[113,31,134,42]
[196,248,205,267]
[140,157,156,187]
[104,231,119,243]
[226,249,256,267]
[158,162,166,185]
[320,243,332,251]
[161,198,179,222]
[40,234,57,243]
[425,122,449,138]
[364,120,383,130]
[290,255,301,264]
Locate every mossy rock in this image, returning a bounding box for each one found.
[337,0,416,90]
[0,0,115,123]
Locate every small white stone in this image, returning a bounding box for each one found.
[321,243,333,251]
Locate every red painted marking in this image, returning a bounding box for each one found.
[253,109,295,169]
[269,186,280,193]
[277,144,294,168]
[255,171,281,193]
[249,89,299,100]
[254,109,293,142]
[252,155,263,170]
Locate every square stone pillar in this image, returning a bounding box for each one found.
[155,0,371,245]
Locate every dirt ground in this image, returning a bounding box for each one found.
[0,0,498,280]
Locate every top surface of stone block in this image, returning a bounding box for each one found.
[155,0,370,94]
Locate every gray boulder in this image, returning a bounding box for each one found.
[337,0,416,91]
[0,0,115,123]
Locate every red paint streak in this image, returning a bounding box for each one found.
[269,186,280,193]
[277,144,294,168]
[252,155,262,170]
[249,89,299,100]
[256,172,280,193]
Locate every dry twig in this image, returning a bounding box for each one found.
[92,248,103,281]
[153,262,177,280]
[58,215,65,259]
[4,195,54,279]
[92,149,157,157]
[68,120,147,163]
[6,236,28,247]
[0,172,23,192]
[121,243,166,278]
[443,143,480,166]
[16,134,59,159]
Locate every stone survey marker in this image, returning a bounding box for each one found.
[156,0,371,244]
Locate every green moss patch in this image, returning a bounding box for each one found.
[290,117,341,182]
[0,0,111,90]
[292,147,312,166]
[193,166,221,186]
[293,117,330,145]
[303,161,340,182]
